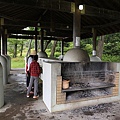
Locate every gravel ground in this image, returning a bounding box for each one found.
[0,69,120,120]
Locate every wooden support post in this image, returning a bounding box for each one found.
[61,40,64,56]
[40,28,44,52]
[35,26,37,52]
[4,29,7,55]
[73,0,81,47]
[0,18,5,55]
[2,28,5,55]
[0,25,2,55]
[92,28,97,56]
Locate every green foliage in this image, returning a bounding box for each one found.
[81,33,120,62]
[8,38,25,57]
[46,40,53,49]
[55,52,61,58]
[80,39,93,56]
[55,41,61,52]
[28,27,35,31]
[64,42,73,53]
[102,54,120,62]
[104,33,120,56]
[45,49,51,57]
[8,32,120,68]
[82,44,92,56]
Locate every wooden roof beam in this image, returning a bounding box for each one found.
[8,35,58,40]
[39,22,73,30]
[0,0,75,13]
[7,30,38,35]
[7,28,90,38]
[7,29,73,37]
[80,4,120,19]
[83,20,120,29]
[4,21,73,31]
[8,34,73,42]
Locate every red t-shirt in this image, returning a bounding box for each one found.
[29,61,41,77]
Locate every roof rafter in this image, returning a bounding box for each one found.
[0,0,73,13]
[81,4,120,19]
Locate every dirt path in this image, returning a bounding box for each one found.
[0,69,120,120]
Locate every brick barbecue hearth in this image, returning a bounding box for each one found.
[39,59,120,113]
[56,72,119,104]
[113,72,119,96]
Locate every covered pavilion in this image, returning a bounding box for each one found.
[0,0,120,111]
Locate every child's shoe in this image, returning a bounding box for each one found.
[26,95,30,98]
[33,95,39,99]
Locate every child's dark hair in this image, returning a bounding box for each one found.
[33,55,38,61]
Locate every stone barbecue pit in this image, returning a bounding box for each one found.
[40,59,120,113]
[56,62,119,104]
[62,70,116,101]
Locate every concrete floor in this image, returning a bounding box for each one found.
[0,69,120,120]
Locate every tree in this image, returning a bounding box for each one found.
[13,43,17,58]
[44,40,51,51]
[8,38,26,57]
[20,41,23,56]
[50,41,57,58]
[104,33,120,56]
[97,36,105,59]
[8,38,18,57]
[26,39,32,57]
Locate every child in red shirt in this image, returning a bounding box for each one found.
[27,55,41,99]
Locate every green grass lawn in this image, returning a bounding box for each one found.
[11,56,25,68]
